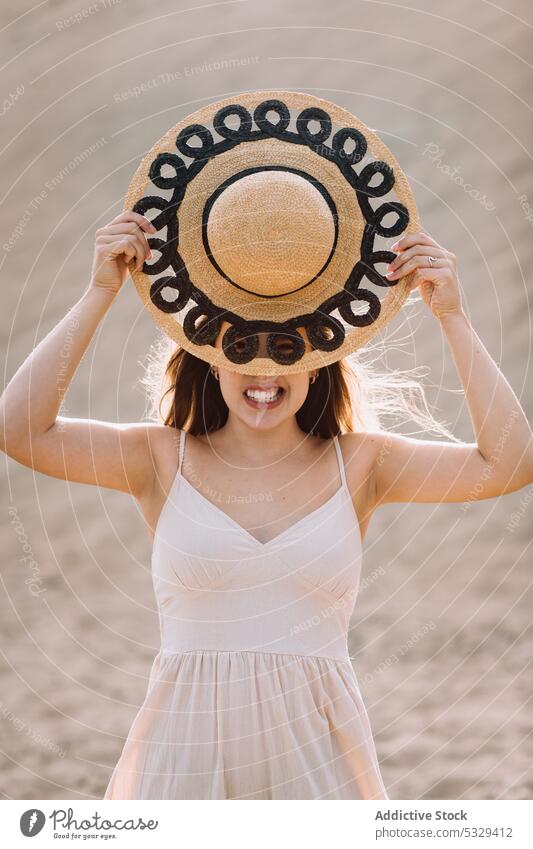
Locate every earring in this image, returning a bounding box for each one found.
[211,366,219,381]
[309,371,318,384]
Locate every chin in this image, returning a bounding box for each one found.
[236,404,293,429]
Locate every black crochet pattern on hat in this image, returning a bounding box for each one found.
[133,98,410,366]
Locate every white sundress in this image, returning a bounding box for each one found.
[104,429,389,800]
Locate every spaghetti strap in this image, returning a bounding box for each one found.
[177,429,186,475]
[333,434,348,491]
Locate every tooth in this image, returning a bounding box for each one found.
[246,388,278,401]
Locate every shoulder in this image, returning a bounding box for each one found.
[137,421,180,450]
[336,430,392,472]
[336,430,395,516]
[138,423,182,482]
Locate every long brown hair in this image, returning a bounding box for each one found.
[158,348,355,438]
[140,336,462,443]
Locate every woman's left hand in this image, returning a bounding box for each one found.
[385,230,464,321]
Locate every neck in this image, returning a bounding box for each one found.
[213,413,309,463]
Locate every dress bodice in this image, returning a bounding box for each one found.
[151,430,362,662]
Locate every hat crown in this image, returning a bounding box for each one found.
[205,169,337,297]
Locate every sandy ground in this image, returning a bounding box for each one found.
[1,0,532,800]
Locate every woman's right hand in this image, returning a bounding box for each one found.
[89,211,157,295]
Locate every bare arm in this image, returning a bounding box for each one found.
[369,231,533,507]
[0,210,162,499]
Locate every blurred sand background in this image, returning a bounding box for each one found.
[1,0,532,800]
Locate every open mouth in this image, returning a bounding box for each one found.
[242,386,285,408]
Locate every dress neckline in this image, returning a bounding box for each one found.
[179,473,351,548]
[152,430,361,550]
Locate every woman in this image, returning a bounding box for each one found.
[2,208,532,800]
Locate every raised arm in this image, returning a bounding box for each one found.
[0,211,162,499]
[368,231,533,507]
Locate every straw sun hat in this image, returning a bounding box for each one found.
[124,90,421,375]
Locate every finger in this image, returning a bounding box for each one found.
[100,233,150,271]
[387,255,446,280]
[387,245,444,276]
[99,222,153,256]
[96,239,136,270]
[407,265,445,289]
[98,233,148,258]
[128,233,152,272]
[391,230,440,253]
[104,211,157,234]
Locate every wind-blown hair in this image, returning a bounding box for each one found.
[139,331,462,443]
